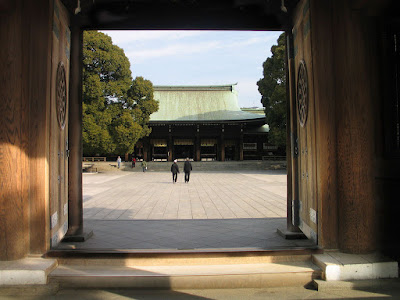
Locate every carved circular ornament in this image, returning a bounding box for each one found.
[56,62,67,130]
[297,60,308,127]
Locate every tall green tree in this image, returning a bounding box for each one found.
[82,31,158,158]
[257,33,286,153]
[82,30,132,156]
[110,76,159,159]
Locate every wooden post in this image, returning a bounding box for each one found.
[310,0,338,249]
[219,125,225,161]
[220,141,225,161]
[286,30,301,233]
[196,132,201,162]
[168,132,173,162]
[27,0,53,255]
[0,0,30,260]
[332,0,376,253]
[67,21,85,238]
[239,131,244,161]
[143,139,149,161]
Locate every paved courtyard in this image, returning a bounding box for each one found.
[83,171,287,220]
[58,170,315,250]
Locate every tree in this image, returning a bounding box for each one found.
[82,30,132,156]
[82,31,158,158]
[257,33,287,153]
[110,77,159,160]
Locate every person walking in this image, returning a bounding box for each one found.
[141,160,147,172]
[117,156,122,169]
[132,157,136,168]
[184,157,192,183]
[171,159,179,183]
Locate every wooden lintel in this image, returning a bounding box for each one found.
[0,0,15,13]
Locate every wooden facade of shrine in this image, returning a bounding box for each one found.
[1,0,400,262]
[136,85,270,162]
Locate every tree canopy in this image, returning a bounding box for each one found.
[82,31,158,157]
[257,33,286,153]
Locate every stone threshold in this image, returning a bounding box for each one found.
[0,257,57,286]
[312,251,398,281]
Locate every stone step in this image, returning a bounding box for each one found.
[0,257,57,286]
[313,278,400,292]
[312,252,398,281]
[48,260,321,289]
[47,248,321,267]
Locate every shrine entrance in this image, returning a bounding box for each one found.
[60,0,310,255]
[173,139,195,160]
[2,0,393,261]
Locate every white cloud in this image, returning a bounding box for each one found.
[98,30,282,108]
[236,79,262,108]
[126,40,221,62]
[225,35,277,49]
[103,30,279,64]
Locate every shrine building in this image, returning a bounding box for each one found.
[136,84,271,162]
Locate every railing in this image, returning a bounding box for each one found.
[83,157,106,162]
[243,143,257,150]
[201,154,216,161]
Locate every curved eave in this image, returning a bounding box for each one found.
[150,111,266,123]
[149,118,265,125]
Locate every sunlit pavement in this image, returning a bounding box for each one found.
[58,170,315,250]
[4,283,400,299]
[82,171,287,220]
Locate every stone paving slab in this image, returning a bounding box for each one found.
[58,218,315,250]
[83,171,287,220]
[4,282,400,299]
[57,170,315,250]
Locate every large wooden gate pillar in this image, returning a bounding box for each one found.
[66,21,91,240]
[292,0,378,253]
[0,0,30,260]
[332,0,377,254]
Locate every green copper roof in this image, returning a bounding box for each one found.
[150,84,265,122]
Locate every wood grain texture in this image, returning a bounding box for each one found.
[310,0,338,249]
[292,0,318,241]
[49,0,70,246]
[332,0,377,253]
[67,24,84,236]
[0,0,29,260]
[26,0,53,255]
[287,31,300,232]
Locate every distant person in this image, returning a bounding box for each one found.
[141,160,147,172]
[117,156,121,169]
[132,157,136,168]
[184,157,192,183]
[171,159,180,183]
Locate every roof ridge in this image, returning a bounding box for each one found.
[154,83,237,90]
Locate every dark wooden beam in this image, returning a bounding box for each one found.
[62,0,298,30]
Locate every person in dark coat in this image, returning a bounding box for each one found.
[183,157,192,183]
[171,159,179,183]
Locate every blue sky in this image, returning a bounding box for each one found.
[101,30,282,108]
